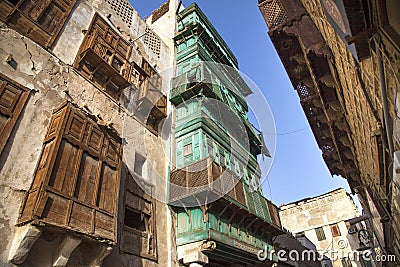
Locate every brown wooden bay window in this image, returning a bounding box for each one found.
[0,0,78,48]
[18,101,122,242]
[121,171,157,260]
[0,73,30,156]
[74,13,132,100]
[135,59,167,134]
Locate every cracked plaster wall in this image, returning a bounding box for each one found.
[0,0,177,266]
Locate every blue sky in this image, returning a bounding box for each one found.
[130,0,357,207]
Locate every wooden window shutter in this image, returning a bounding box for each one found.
[330,223,341,237]
[0,73,30,156]
[18,101,122,242]
[0,0,78,48]
[120,171,157,260]
[135,60,167,134]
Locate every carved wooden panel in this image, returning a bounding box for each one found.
[0,0,78,48]
[19,101,122,242]
[74,13,132,100]
[0,73,30,156]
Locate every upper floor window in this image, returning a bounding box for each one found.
[315,226,326,241]
[0,0,78,48]
[134,59,167,134]
[0,72,30,156]
[207,142,214,157]
[18,102,122,241]
[330,223,341,237]
[183,143,193,157]
[219,150,226,167]
[121,172,157,260]
[74,13,132,101]
[134,152,147,177]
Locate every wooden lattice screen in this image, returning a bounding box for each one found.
[74,13,132,100]
[259,0,288,29]
[19,101,122,242]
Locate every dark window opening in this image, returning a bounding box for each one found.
[124,208,148,232]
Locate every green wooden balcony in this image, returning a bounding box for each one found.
[169,158,282,264]
[169,157,282,231]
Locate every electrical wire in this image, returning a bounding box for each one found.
[264,125,311,136]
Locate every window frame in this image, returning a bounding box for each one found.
[73,13,133,101]
[121,170,157,260]
[330,223,341,237]
[315,226,326,241]
[0,72,30,156]
[183,143,193,157]
[0,0,78,48]
[18,102,122,242]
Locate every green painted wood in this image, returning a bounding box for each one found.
[170,3,281,256]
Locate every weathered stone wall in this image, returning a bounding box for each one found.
[298,0,400,255]
[0,0,178,266]
[298,0,380,189]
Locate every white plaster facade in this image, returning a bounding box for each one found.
[279,189,368,267]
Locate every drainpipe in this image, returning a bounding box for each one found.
[376,36,394,156]
[376,34,394,259]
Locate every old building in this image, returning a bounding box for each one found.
[0,0,283,266]
[258,0,400,265]
[0,0,175,266]
[168,3,283,266]
[279,189,369,267]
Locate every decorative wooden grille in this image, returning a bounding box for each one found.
[297,84,317,100]
[259,0,288,28]
[267,200,281,228]
[105,0,134,28]
[0,0,78,48]
[74,13,132,100]
[144,27,161,58]
[19,102,122,242]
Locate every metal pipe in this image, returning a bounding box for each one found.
[376,37,394,156]
[130,32,147,44]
